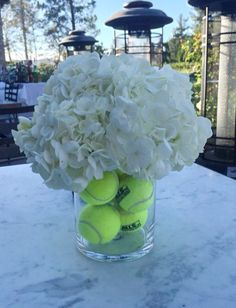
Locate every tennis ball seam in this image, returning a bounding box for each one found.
[83,173,119,203]
[83,188,116,203]
[128,185,154,212]
[79,220,103,244]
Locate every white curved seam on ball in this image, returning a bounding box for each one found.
[83,176,119,202]
[128,185,154,212]
[83,189,118,203]
[79,220,103,244]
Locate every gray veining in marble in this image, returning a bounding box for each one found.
[0,164,236,308]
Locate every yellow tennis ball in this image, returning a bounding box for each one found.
[78,204,121,244]
[80,171,119,205]
[115,169,128,180]
[116,176,154,213]
[115,169,124,177]
[119,209,148,232]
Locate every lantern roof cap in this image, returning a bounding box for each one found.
[188,0,236,13]
[59,30,97,47]
[105,1,173,30]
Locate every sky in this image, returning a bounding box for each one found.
[95,0,195,49]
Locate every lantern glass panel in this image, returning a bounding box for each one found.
[115,32,125,55]
[150,32,162,67]
[66,46,75,57]
[127,30,150,62]
[74,45,93,55]
[114,30,163,66]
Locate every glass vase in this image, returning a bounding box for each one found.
[73,179,156,262]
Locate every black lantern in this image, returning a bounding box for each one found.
[105,1,173,66]
[188,0,236,177]
[59,30,97,57]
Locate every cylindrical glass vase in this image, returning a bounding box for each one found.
[74,178,156,262]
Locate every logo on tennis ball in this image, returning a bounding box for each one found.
[119,209,148,232]
[121,220,142,232]
[115,176,154,213]
[116,185,130,204]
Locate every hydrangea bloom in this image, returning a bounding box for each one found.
[13,52,212,192]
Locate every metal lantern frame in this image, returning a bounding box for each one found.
[188,0,236,176]
[59,30,97,57]
[113,30,164,66]
[105,1,173,66]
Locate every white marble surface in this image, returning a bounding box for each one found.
[0,164,236,308]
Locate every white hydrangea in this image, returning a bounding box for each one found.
[13,52,212,192]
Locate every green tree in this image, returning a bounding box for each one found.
[174,14,189,39]
[0,0,9,69]
[2,4,17,61]
[165,9,203,112]
[165,14,190,63]
[181,29,202,111]
[94,43,105,57]
[2,0,38,60]
[191,7,204,32]
[181,8,219,121]
[38,0,98,56]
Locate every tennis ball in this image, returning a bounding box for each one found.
[78,204,121,244]
[115,169,127,179]
[119,209,148,232]
[116,176,154,213]
[80,171,119,205]
[115,169,124,177]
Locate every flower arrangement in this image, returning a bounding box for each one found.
[13,52,212,193]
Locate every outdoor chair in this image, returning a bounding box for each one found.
[0,103,22,122]
[0,104,33,122]
[0,105,34,166]
[4,82,19,102]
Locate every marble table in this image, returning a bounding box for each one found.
[0,164,236,308]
